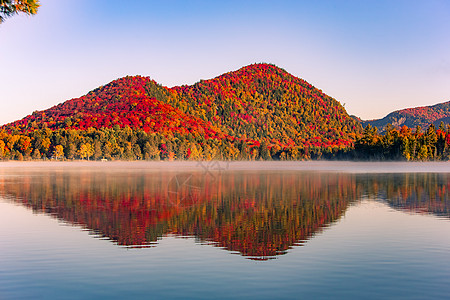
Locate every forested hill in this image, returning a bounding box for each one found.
[1,63,362,160]
[7,76,226,140]
[362,100,450,132]
[166,63,361,149]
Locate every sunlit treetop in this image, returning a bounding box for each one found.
[0,0,40,23]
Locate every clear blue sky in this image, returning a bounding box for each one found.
[1,0,449,125]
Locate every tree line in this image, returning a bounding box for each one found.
[0,125,346,161]
[353,123,450,160]
[1,122,450,161]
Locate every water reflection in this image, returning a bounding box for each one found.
[361,173,450,218]
[0,168,449,260]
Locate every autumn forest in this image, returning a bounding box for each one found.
[1,63,450,161]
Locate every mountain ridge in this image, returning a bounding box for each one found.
[362,100,450,131]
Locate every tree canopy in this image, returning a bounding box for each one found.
[0,0,40,23]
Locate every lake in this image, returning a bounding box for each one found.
[1,161,449,299]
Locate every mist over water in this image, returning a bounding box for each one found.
[1,160,450,172]
[0,162,449,299]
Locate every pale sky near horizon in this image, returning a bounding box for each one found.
[1,0,449,126]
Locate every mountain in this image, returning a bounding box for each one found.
[362,100,450,131]
[167,64,361,149]
[1,63,362,160]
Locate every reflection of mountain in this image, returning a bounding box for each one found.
[1,169,449,260]
[361,173,450,218]
[0,169,357,260]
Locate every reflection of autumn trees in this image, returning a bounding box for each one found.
[166,173,358,259]
[0,170,358,259]
[361,173,450,218]
[0,170,449,260]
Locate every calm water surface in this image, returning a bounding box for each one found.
[0,162,449,299]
